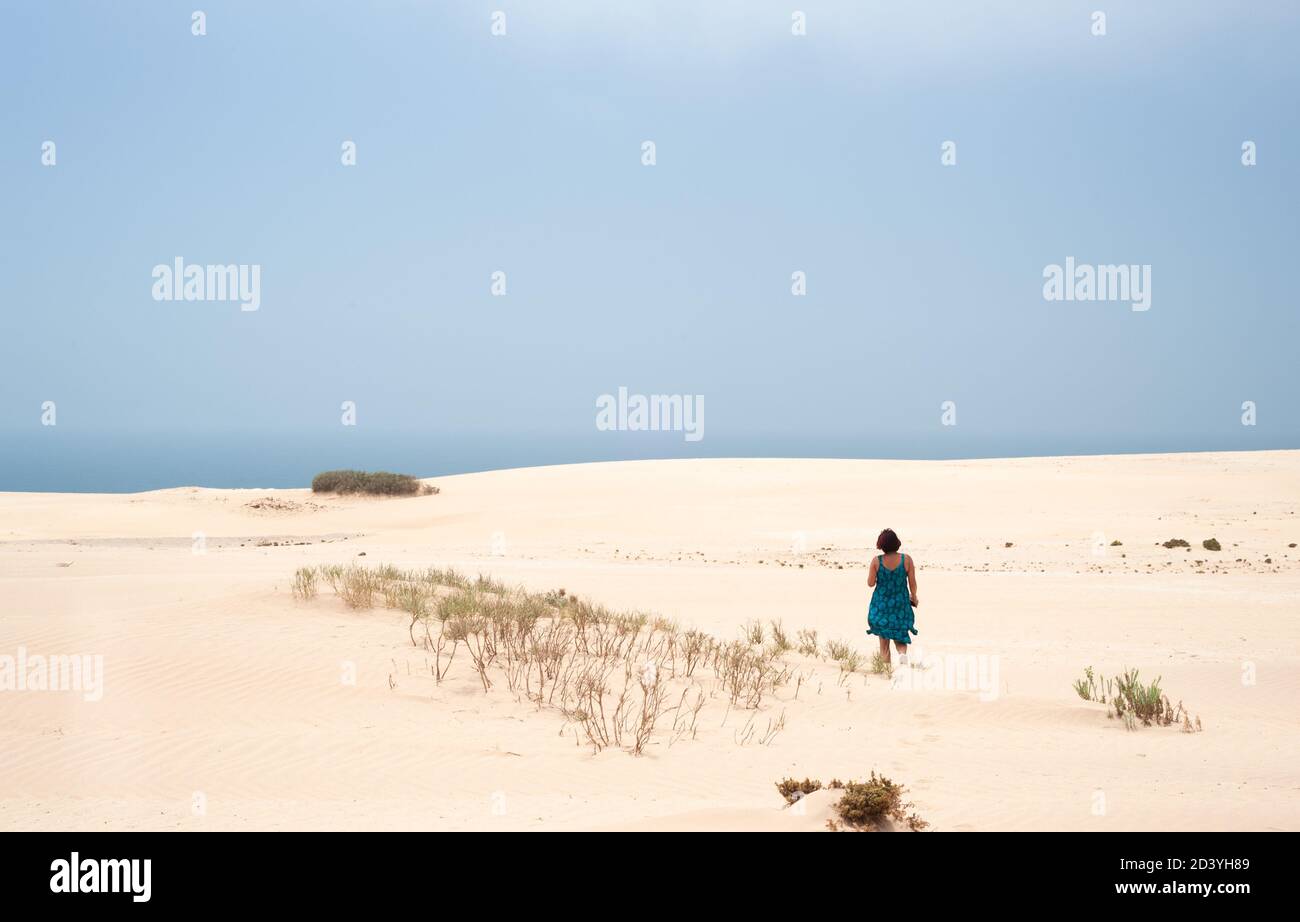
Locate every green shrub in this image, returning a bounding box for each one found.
[1202,538,1221,551]
[1162,538,1190,549]
[1111,668,1165,727]
[835,773,928,831]
[311,469,432,496]
[1073,666,1100,702]
[1075,666,1202,732]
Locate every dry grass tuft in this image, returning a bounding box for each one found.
[291,566,318,601]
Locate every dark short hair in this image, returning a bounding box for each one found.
[876,528,901,553]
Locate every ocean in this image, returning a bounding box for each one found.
[1,429,1290,494]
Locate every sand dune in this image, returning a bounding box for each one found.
[2,451,1298,831]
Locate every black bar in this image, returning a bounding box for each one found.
[0,831,1281,908]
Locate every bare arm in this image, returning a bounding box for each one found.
[867,556,878,587]
[906,556,919,606]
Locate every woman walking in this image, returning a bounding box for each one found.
[867,528,918,665]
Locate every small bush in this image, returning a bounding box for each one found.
[1162,538,1190,549]
[776,777,823,804]
[1202,538,1221,551]
[835,773,928,831]
[311,469,429,496]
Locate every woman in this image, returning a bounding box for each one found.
[867,528,918,665]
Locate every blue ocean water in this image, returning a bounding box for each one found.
[1,429,1291,494]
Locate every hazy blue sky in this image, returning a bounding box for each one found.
[2,1,1297,490]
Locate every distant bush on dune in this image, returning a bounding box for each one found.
[310,469,437,496]
[1202,538,1221,551]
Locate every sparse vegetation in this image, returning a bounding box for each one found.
[338,564,379,609]
[1074,666,1202,732]
[870,652,894,677]
[291,566,318,600]
[295,562,801,756]
[297,564,909,756]
[776,777,822,804]
[778,774,928,831]
[835,647,863,674]
[311,469,437,497]
[768,620,793,653]
[1073,665,1103,702]
[1162,538,1190,549]
[1202,538,1221,551]
[796,629,820,657]
[824,639,853,662]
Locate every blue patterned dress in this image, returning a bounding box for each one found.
[867,553,917,644]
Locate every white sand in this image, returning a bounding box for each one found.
[1,451,1298,831]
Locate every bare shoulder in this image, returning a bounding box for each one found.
[905,554,917,571]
